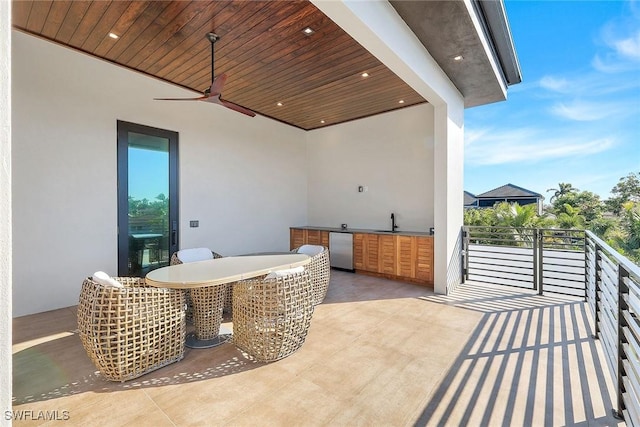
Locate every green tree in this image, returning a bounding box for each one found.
[588,216,618,237]
[551,190,603,224]
[546,182,578,203]
[611,201,640,262]
[463,207,494,227]
[495,202,545,244]
[606,172,640,215]
[128,193,169,233]
[555,204,586,229]
[463,174,639,266]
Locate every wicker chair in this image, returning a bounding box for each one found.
[232,269,314,362]
[77,276,186,382]
[292,245,331,305]
[170,248,230,320]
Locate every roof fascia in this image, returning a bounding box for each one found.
[462,0,520,98]
[474,0,522,86]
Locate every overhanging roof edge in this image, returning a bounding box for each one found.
[474,0,522,86]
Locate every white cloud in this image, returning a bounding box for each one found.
[593,18,640,73]
[614,30,640,60]
[591,54,633,73]
[465,127,616,166]
[464,128,491,146]
[550,100,616,121]
[539,70,640,97]
[539,76,570,93]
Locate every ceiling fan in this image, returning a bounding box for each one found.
[154,33,256,117]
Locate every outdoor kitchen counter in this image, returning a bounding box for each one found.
[290,226,434,287]
[291,225,433,237]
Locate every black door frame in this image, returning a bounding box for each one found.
[117,120,179,276]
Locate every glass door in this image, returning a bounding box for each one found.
[117,121,179,277]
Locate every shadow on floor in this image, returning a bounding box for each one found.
[12,330,262,405]
[414,282,622,426]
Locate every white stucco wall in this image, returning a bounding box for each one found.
[433,104,465,293]
[0,0,12,422]
[11,0,470,317]
[11,31,308,317]
[313,0,466,293]
[11,30,444,317]
[306,104,434,231]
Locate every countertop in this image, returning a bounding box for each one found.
[291,225,433,237]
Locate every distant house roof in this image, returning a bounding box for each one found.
[476,183,543,199]
[464,191,478,207]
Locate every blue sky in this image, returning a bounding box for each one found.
[464,0,640,200]
[128,147,168,201]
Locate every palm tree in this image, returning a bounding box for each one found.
[491,202,539,246]
[547,182,578,203]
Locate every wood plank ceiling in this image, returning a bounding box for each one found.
[12,0,427,130]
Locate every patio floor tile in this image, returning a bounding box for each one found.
[11,271,623,426]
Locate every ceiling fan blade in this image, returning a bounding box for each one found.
[217,98,257,117]
[207,96,256,117]
[209,73,227,97]
[154,95,209,101]
[154,33,255,117]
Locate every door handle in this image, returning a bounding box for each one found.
[171,221,177,245]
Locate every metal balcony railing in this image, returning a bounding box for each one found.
[586,230,640,424]
[462,226,640,425]
[462,226,586,297]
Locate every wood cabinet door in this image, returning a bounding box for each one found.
[378,235,396,275]
[353,233,365,270]
[396,235,416,278]
[364,234,380,272]
[306,230,322,245]
[290,228,306,250]
[321,231,329,248]
[306,230,329,248]
[415,237,434,284]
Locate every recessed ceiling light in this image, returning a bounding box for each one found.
[276,102,283,107]
[302,27,315,36]
[398,99,405,104]
[361,72,369,78]
[320,120,325,124]
[108,32,119,40]
[453,55,464,61]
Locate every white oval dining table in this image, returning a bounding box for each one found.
[145,254,310,348]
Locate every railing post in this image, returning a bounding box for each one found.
[536,229,544,295]
[614,264,629,420]
[582,230,587,302]
[460,225,467,283]
[463,227,470,282]
[532,228,538,293]
[592,239,601,339]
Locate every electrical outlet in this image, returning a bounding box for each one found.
[189,220,199,228]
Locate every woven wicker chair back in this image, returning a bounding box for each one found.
[77,277,185,382]
[232,270,314,362]
[293,246,331,305]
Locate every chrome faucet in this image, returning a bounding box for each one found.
[391,213,399,232]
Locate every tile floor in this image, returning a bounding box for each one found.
[11,270,624,426]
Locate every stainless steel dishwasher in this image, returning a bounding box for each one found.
[329,232,354,271]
